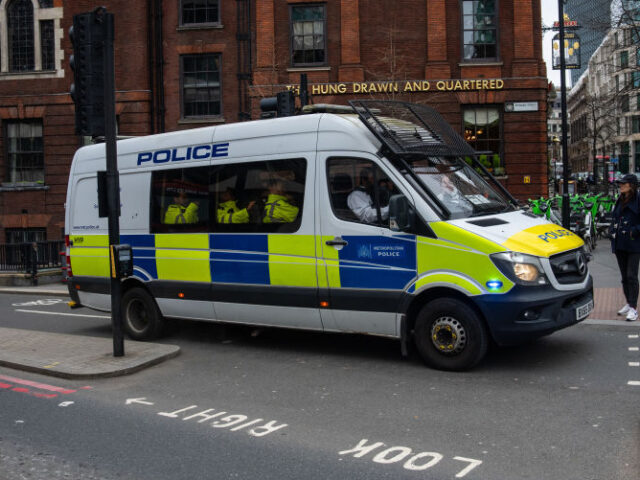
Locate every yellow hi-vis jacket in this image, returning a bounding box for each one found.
[217,200,250,223]
[164,202,199,224]
[263,194,299,223]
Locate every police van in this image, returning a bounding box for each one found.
[65,100,593,370]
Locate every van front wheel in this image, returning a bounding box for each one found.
[122,287,165,340]
[414,298,488,371]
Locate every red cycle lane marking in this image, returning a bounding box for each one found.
[0,374,76,394]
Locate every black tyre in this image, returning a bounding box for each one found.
[121,287,165,340]
[413,298,489,371]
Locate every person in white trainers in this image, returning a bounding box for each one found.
[610,174,640,322]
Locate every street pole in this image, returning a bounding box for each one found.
[103,11,124,357]
[558,0,570,229]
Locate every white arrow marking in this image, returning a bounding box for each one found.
[59,401,74,407]
[126,397,154,406]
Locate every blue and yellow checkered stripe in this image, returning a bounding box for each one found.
[69,233,317,288]
[69,231,507,296]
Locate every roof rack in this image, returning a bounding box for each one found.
[348,100,519,210]
[348,100,475,158]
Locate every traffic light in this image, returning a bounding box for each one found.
[276,91,296,117]
[69,9,107,136]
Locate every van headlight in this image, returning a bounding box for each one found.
[490,252,547,285]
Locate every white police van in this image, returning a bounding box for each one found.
[65,100,593,370]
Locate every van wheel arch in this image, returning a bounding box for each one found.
[406,287,488,335]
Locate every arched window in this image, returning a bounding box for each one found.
[7,0,35,72]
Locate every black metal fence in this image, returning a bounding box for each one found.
[0,241,65,272]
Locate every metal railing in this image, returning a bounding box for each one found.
[0,241,65,272]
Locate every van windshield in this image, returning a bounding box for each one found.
[407,156,513,219]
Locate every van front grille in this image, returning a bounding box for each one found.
[549,249,588,285]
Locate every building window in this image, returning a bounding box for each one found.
[633,71,640,89]
[632,116,640,134]
[180,0,220,26]
[5,228,46,244]
[40,19,54,70]
[463,106,503,171]
[7,0,35,72]
[181,54,221,118]
[290,4,326,66]
[621,94,630,113]
[462,0,498,61]
[621,50,629,69]
[1,0,60,76]
[4,120,44,184]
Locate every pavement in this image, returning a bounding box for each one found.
[0,240,636,380]
[0,281,180,379]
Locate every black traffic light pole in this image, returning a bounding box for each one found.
[70,8,124,357]
[102,11,125,357]
[557,0,570,230]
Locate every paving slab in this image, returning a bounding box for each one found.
[0,327,179,379]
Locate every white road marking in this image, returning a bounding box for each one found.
[629,334,639,339]
[126,397,154,406]
[629,362,640,367]
[14,309,110,319]
[339,439,482,477]
[12,299,64,307]
[629,347,639,352]
[58,401,74,407]
[627,381,640,386]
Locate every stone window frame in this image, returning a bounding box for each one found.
[460,0,499,62]
[0,0,64,79]
[289,3,327,68]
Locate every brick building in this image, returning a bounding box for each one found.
[0,0,548,244]
[0,0,152,244]
[252,0,549,199]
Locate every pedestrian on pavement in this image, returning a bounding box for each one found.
[610,173,640,321]
[29,242,39,286]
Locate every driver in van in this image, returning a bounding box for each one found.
[263,178,299,223]
[164,190,199,224]
[348,167,389,223]
[437,174,473,216]
[217,188,255,224]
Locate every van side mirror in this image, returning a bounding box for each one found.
[389,194,415,232]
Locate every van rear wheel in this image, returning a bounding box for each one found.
[414,298,488,371]
[122,287,165,340]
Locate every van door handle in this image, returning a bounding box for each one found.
[326,237,348,247]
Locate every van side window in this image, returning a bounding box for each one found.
[327,158,403,227]
[150,167,210,233]
[212,158,306,233]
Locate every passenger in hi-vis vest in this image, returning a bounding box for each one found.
[163,191,199,224]
[263,179,299,223]
[217,188,255,223]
